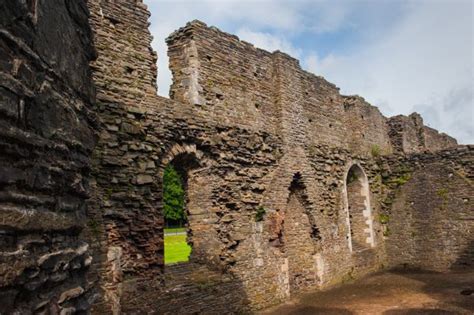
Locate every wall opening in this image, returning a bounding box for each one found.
[163,163,191,264]
[163,153,200,265]
[345,164,375,252]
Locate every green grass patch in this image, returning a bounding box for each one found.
[164,233,191,264]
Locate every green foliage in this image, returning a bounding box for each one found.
[392,173,411,186]
[371,144,381,157]
[255,206,266,222]
[163,165,186,225]
[379,213,390,224]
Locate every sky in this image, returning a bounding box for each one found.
[145,0,473,144]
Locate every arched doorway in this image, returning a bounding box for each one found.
[160,145,220,268]
[162,152,200,265]
[163,163,191,264]
[344,164,375,252]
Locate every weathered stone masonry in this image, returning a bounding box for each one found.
[0,0,472,314]
[0,0,98,313]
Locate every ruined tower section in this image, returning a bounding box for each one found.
[88,0,157,107]
[167,21,280,133]
[86,0,165,313]
[342,96,393,155]
[388,113,457,154]
[0,1,97,313]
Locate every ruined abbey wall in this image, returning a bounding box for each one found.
[0,0,97,312]
[382,147,473,271]
[0,1,471,314]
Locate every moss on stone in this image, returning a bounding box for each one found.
[255,206,266,222]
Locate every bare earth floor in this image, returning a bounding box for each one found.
[261,270,474,315]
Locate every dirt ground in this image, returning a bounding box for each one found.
[261,270,474,315]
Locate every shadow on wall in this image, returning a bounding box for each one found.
[451,238,474,270]
[117,147,251,314]
[120,262,252,314]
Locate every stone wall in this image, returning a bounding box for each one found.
[381,146,473,271]
[0,0,97,313]
[388,113,457,154]
[84,3,467,313]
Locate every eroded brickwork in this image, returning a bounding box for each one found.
[0,1,470,314]
[0,0,97,313]
[381,146,473,271]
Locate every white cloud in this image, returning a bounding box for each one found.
[303,1,473,143]
[235,28,301,58]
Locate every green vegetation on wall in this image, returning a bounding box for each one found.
[371,144,381,157]
[255,206,266,222]
[379,213,390,224]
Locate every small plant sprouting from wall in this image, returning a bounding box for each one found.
[255,206,266,222]
[379,213,390,224]
[371,144,381,158]
[436,188,449,199]
[392,173,411,186]
[379,214,390,237]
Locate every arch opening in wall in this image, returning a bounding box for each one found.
[344,164,375,252]
[162,152,201,265]
[282,172,321,292]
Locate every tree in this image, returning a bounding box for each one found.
[163,164,186,226]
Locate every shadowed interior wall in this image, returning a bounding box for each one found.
[0,0,97,313]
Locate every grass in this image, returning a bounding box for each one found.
[164,232,191,264]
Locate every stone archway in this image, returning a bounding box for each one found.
[344,164,375,252]
[159,143,220,267]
